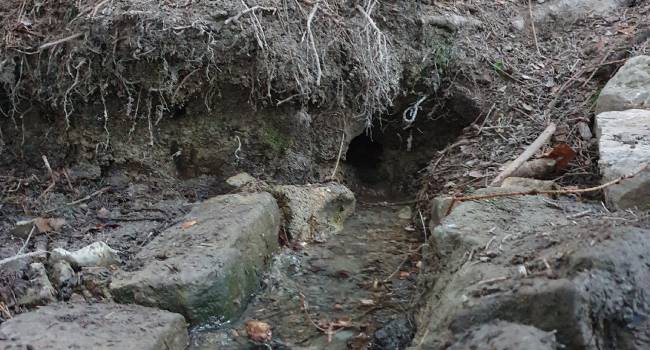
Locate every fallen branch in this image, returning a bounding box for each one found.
[38,32,84,51]
[527,0,541,56]
[38,155,56,199]
[44,187,111,213]
[490,123,556,186]
[17,226,35,256]
[299,292,338,343]
[0,250,47,267]
[447,163,648,216]
[581,49,611,88]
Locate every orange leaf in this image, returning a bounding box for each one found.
[244,320,272,342]
[544,143,576,170]
[180,220,197,229]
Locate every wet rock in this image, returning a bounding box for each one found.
[500,177,557,191]
[414,190,650,349]
[429,196,453,229]
[49,261,78,300]
[11,219,35,238]
[448,321,557,350]
[398,206,413,220]
[111,192,281,323]
[370,318,416,350]
[81,266,113,300]
[271,183,355,241]
[51,241,121,267]
[226,172,257,188]
[0,302,188,350]
[596,55,650,114]
[595,109,650,209]
[17,262,56,307]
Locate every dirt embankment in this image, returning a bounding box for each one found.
[0,0,465,187]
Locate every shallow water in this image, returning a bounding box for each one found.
[190,204,423,349]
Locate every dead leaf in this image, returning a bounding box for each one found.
[180,220,197,229]
[33,217,66,233]
[545,143,576,170]
[244,320,272,343]
[399,271,411,279]
[468,170,484,178]
[360,299,375,306]
[617,25,636,36]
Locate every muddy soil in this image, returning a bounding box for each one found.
[190,204,422,350]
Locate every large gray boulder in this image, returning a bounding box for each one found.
[595,109,650,210]
[596,55,650,114]
[271,183,355,241]
[0,302,188,350]
[111,192,281,323]
[413,190,650,349]
[448,321,558,350]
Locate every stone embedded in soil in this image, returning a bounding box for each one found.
[16,262,56,307]
[370,318,416,350]
[595,109,650,210]
[500,177,557,191]
[513,0,624,30]
[447,321,558,350]
[110,192,281,324]
[271,183,355,241]
[414,189,650,349]
[0,302,188,350]
[225,172,257,188]
[596,55,650,114]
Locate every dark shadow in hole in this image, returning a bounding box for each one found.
[346,132,384,185]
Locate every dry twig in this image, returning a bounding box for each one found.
[0,250,47,267]
[490,123,556,186]
[329,131,345,180]
[224,6,277,25]
[447,163,648,215]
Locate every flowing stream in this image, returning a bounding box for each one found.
[191,204,423,349]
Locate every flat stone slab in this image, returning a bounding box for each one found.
[596,109,650,209]
[272,183,355,241]
[0,302,187,350]
[111,192,281,323]
[596,55,650,114]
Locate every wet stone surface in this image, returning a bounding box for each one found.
[190,205,422,350]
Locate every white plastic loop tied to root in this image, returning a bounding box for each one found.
[403,95,427,126]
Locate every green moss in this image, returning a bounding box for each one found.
[261,125,290,154]
[431,40,453,72]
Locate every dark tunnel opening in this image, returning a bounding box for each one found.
[345,132,385,186]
